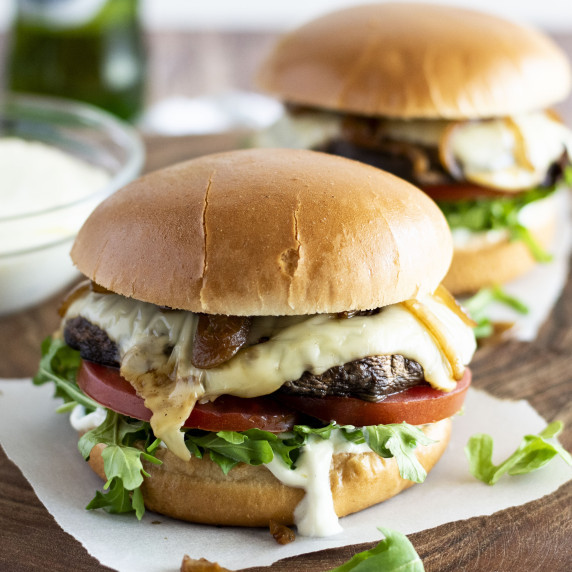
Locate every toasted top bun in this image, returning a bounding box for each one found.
[257,3,571,119]
[71,148,452,315]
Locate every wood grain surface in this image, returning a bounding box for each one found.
[1,30,572,572]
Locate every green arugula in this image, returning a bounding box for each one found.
[465,421,572,485]
[437,185,556,262]
[78,410,162,519]
[464,285,529,338]
[564,165,572,188]
[184,423,435,484]
[328,527,424,571]
[363,424,436,483]
[34,336,99,411]
[86,477,144,518]
[185,428,277,474]
[36,337,161,518]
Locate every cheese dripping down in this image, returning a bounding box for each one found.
[63,289,476,461]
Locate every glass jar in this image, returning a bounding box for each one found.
[6,0,146,122]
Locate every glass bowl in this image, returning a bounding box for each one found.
[0,94,144,315]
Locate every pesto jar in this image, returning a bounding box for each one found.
[6,0,146,122]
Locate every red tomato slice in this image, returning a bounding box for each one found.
[78,360,471,431]
[279,368,472,426]
[421,183,514,202]
[77,361,299,433]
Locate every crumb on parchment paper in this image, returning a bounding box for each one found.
[181,555,233,572]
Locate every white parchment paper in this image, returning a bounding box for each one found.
[0,379,570,571]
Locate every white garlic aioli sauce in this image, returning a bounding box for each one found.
[265,430,373,537]
[253,110,341,150]
[65,290,476,535]
[0,138,110,220]
[0,138,111,314]
[264,110,571,192]
[266,435,341,536]
[70,404,107,433]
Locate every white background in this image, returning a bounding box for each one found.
[0,0,571,31]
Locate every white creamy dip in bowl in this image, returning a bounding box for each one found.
[0,94,144,315]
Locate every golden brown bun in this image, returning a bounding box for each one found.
[258,3,571,119]
[86,418,450,527]
[71,148,452,315]
[443,216,556,295]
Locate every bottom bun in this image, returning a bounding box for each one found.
[443,216,555,295]
[86,418,451,527]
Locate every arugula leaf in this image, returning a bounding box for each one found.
[184,430,275,474]
[292,423,336,440]
[34,336,98,411]
[438,185,556,262]
[511,224,553,262]
[363,424,436,483]
[79,410,162,518]
[183,423,342,475]
[182,422,436,485]
[465,421,572,485]
[465,285,529,317]
[464,285,529,339]
[85,477,136,515]
[564,165,572,188]
[328,527,424,572]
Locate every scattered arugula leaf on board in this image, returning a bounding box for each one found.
[464,285,529,339]
[564,165,572,187]
[465,421,572,485]
[328,527,424,572]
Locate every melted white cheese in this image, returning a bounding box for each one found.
[252,110,341,149]
[449,113,572,190]
[260,110,571,191]
[381,112,572,190]
[65,292,475,460]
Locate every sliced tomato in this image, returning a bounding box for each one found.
[421,183,515,202]
[78,360,471,431]
[77,361,299,433]
[279,368,471,426]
